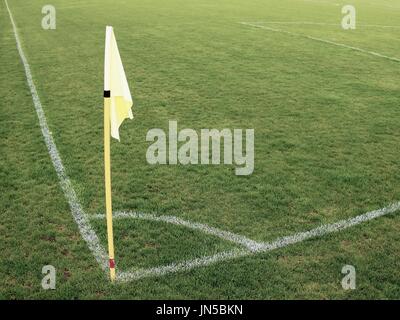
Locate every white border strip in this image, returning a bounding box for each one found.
[240,22,400,63]
[116,202,400,281]
[5,0,109,271]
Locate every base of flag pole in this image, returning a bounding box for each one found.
[109,259,116,282]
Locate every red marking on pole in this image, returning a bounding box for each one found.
[109,259,115,268]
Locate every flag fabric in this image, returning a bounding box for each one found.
[104,26,133,140]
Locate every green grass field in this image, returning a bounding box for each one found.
[1,0,400,299]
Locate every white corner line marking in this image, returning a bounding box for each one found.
[6,0,400,283]
[5,0,109,271]
[96,202,400,282]
[240,22,400,63]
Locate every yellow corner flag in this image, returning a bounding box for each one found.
[105,26,134,141]
[104,26,133,281]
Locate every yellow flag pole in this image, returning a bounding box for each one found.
[104,93,116,282]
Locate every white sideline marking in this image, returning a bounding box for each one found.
[246,21,400,29]
[5,0,109,271]
[91,211,265,251]
[255,201,400,252]
[94,203,400,282]
[6,0,400,283]
[240,22,400,63]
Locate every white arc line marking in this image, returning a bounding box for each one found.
[5,0,109,271]
[240,22,400,63]
[91,211,265,251]
[6,0,400,283]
